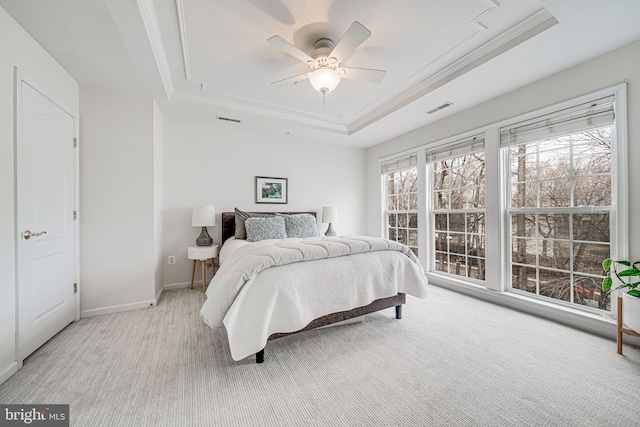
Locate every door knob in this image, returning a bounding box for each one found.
[23,230,46,240]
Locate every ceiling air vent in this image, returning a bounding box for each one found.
[217,116,241,123]
[426,102,454,115]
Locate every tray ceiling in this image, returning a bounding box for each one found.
[2,0,639,147]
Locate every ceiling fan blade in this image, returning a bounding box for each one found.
[267,35,315,65]
[339,67,386,83]
[330,21,371,63]
[271,72,311,87]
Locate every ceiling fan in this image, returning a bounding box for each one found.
[267,21,386,100]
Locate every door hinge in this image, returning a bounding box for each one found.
[73,210,77,221]
[73,283,77,294]
[73,137,78,148]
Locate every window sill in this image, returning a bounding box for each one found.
[426,271,640,347]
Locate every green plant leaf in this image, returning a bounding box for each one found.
[603,259,612,272]
[602,277,612,291]
[618,267,640,277]
[616,260,631,266]
[627,289,640,298]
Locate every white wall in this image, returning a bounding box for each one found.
[0,6,78,384]
[366,39,640,260]
[79,86,158,315]
[162,119,366,286]
[153,101,164,299]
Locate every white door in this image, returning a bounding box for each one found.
[17,81,75,360]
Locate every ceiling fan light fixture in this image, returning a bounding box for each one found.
[268,21,384,98]
[309,68,341,94]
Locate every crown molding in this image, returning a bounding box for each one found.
[175,0,191,80]
[172,90,350,134]
[172,0,353,133]
[137,0,174,99]
[198,81,349,125]
[347,8,558,134]
[170,3,556,136]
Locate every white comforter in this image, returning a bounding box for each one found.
[200,236,428,360]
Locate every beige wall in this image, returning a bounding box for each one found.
[0,6,79,383]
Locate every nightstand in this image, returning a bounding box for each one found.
[188,245,218,292]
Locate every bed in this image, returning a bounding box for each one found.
[200,210,428,363]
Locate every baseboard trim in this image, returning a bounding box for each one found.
[429,275,640,348]
[80,284,197,318]
[163,282,192,291]
[0,361,19,386]
[80,299,157,318]
[155,286,164,305]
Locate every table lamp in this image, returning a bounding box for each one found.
[192,205,215,246]
[322,206,338,237]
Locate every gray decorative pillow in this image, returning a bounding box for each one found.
[245,216,287,242]
[234,208,271,240]
[282,214,319,238]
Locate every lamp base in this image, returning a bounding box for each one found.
[196,227,213,246]
[325,223,337,237]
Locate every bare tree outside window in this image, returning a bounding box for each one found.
[509,126,612,310]
[432,153,486,280]
[385,167,418,256]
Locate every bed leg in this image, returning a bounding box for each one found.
[256,349,264,364]
[395,304,403,319]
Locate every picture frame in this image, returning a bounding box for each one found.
[256,176,288,204]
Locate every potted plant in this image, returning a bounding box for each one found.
[602,259,640,332]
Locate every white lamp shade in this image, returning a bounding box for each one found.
[309,69,341,94]
[192,205,216,227]
[322,206,339,224]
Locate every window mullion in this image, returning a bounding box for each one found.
[416,148,428,269]
[484,127,501,290]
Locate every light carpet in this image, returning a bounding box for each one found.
[1,285,639,426]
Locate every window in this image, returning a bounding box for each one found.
[428,136,486,281]
[382,156,418,256]
[502,97,615,310]
[379,86,626,318]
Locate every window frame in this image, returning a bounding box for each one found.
[378,82,628,317]
[500,85,628,315]
[381,156,419,256]
[427,145,487,284]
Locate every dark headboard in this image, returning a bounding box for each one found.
[221,211,317,245]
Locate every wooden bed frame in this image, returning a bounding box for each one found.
[221,211,406,363]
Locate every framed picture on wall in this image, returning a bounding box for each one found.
[256,176,288,204]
